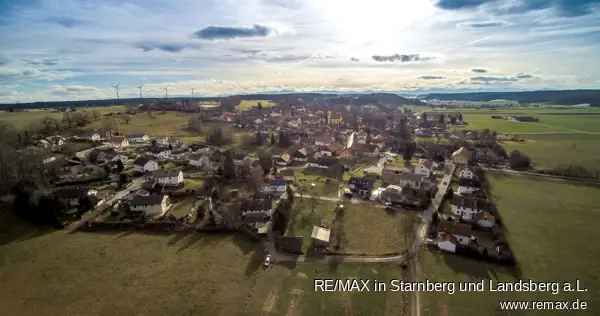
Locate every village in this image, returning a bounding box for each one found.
[26,99,515,265]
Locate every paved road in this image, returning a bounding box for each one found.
[67,177,144,232]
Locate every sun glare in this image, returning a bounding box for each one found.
[313,0,436,44]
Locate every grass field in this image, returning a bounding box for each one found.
[502,134,600,170]
[451,107,600,171]
[419,174,600,315]
[285,198,338,252]
[294,170,341,198]
[0,106,127,130]
[0,206,411,315]
[336,204,417,255]
[87,111,252,146]
[237,100,278,111]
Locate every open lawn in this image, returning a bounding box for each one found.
[335,204,418,256]
[294,169,341,198]
[419,174,600,315]
[285,198,338,252]
[237,100,277,111]
[0,106,128,130]
[0,206,410,315]
[0,110,64,129]
[87,112,252,146]
[502,134,600,170]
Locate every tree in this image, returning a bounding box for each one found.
[509,150,531,170]
[118,173,128,189]
[188,115,203,133]
[115,160,124,173]
[255,131,265,146]
[207,127,231,146]
[258,150,272,175]
[278,131,291,147]
[222,152,235,180]
[403,142,417,163]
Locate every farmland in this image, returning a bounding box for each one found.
[419,174,600,315]
[0,206,410,316]
[443,107,600,171]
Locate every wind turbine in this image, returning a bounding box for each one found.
[191,88,195,97]
[164,87,169,99]
[112,83,120,104]
[137,85,143,99]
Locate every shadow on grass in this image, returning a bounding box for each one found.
[0,208,55,246]
[441,251,523,280]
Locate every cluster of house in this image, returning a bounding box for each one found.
[344,158,440,208]
[434,150,511,261]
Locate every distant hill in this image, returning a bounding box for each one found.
[421,90,600,106]
[0,92,423,110]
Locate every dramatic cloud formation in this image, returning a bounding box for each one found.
[436,0,600,17]
[0,0,598,102]
[372,54,433,63]
[419,75,445,80]
[194,24,272,40]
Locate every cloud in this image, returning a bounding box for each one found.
[460,21,506,28]
[350,57,360,62]
[516,73,534,79]
[265,54,311,62]
[194,24,273,40]
[45,16,85,28]
[135,42,191,53]
[371,54,433,63]
[0,56,8,66]
[436,0,493,10]
[419,75,446,80]
[470,76,518,84]
[471,68,488,73]
[23,58,59,66]
[436,0,600,17]
[51,85,100,95]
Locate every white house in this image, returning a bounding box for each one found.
[459,168,476,180]
[452,197,489,221]
[134,156,159,173]
[127,133,150,144]
[457,185,480,195]
[149,170,185,187]
[110,136,129,149]
[437,232,458,253]
[262,179,287,196]
[475,211,496,228]
[415,159,434,177]
[188,153,212,169]
[438,222,473,246]
[129,194,170,217]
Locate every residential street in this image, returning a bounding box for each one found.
[67,177,145,232]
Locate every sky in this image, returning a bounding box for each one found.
[1,0,600,102]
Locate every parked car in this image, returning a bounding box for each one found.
[264,254,272,268]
